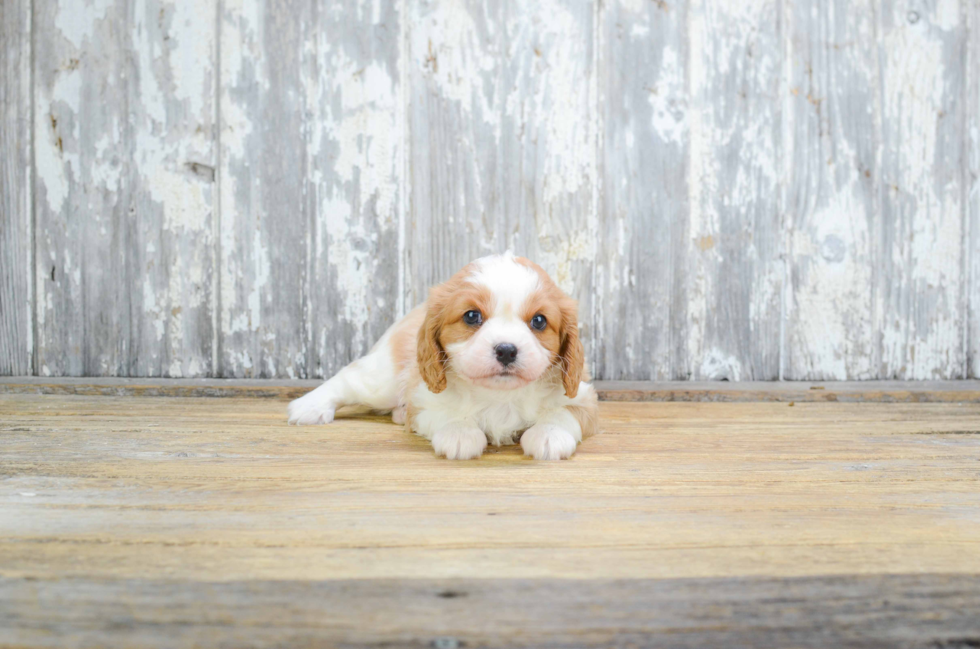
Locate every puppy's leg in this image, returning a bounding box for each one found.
[520,412,580,461]
[411,408,487,460]
[521,383,598,460]
[288,343,399,426]
[430,420,487,460]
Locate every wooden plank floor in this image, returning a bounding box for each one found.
[2,393,980,647]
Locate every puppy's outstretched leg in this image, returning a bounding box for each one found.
[288,307,425,425]
[288,339,400,425]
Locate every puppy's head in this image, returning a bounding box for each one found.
[417,253,583,397]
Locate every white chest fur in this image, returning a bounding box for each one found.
[410,374,571,446]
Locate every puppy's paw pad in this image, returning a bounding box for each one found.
[287,394,335,425]
[521,424,577,460]
[431,427,487,460]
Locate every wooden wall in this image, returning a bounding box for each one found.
[1,0,977,380]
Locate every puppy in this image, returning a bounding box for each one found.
[287,252,599,460]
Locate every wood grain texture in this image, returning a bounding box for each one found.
[591,378,980,402]
[219,0,402,380]
[1,394,980,645]
[0,0,32,375]
[682,0,782,380]
[5,376,980,402]
[5,396,979,581]
[309,0,403,378]
[3,574,980,648]
[32,0,217,378]
[406,0,597,355]
[784,0,879,380]
[595,0,687,380]
[218,0,314,378]
[969,0,979,379]
[5,0,979,381]
[877,0,967,379]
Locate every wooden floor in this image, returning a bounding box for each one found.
[2,393,980,647]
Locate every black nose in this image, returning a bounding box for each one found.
[494,343,518,367]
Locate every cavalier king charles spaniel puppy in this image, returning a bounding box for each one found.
[287,252,598,460]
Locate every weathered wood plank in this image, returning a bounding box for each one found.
[406,0,597,355]
[309,1,403,378]
[0,0,32,375]
[4,376,980,402]
[877,0,967,379]
[0,395,980,648]
[3,574,979,648]
[219,0,402,380]
[592,379,980,402]
[2,395,980,647]
[595,0,687,380]
[15,0,980,383]
[969,0,979,379]
[33,0,217,377]
[218,0,314,378]
[3,397,980,583]
[681,0,782,380]
[784,0,879,380]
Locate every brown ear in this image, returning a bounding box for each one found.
[417,294,448,393]
[558,297,583,398]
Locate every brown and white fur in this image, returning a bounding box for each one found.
[287,252,599,460]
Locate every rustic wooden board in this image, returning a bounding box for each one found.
[5,376,980,403]
[595,0,687,380]
[406,0,597,355]
[878,0,967,379]
[969,0,979,380]
[32,0,217,378]
[1,395,979,646]
[592,379,980,402]
[218,0,314,378]
[0,376,322,399]
[0,0,32,375]
[6,0,980,383]
[3,574,980,648]
[682,0,782,380]
[309,0,403,378]
[219,0,402,380]
[784,0,879,380]
[1,396,979,583]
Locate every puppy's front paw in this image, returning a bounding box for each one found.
[287,392,335,425]
[431,425,487,460]
[521,424,578,460]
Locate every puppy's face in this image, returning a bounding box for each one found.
[418,254,583,397]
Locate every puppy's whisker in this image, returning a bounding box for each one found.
[549,358,572,381]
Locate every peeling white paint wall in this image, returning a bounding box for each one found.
[2,0,977,380]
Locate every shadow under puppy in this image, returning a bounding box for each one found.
[288,253,599,460]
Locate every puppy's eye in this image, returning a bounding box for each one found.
[463,310,483,326]
[530,314,547,331]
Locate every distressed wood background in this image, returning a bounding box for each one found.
[1,0,978,381]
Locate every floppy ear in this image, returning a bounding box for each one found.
[558,297,583,398]
[417,293,448,394]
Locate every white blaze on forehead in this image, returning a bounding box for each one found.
[467,254,541,317]
[449,253,553,386]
